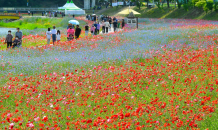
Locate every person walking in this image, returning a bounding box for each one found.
[109,17,112,29]
[51,26,57,45]
[105,20,110,34]
[46,28,51,45]
[102,21,105,34]
[28,10,30,16]
[75,25,81,39]
[57,30,61,42]
[122,19,125,29]
[73,14,75,18]
[32,11,33,16]
[118,20,121,29]
[85,23,89,36]
[94,22,98,35]
[67,25,75,41]
[90,25,95,36]
[113,17,116,22]
[5,30,13,48]
[97,22,100,34]
[113,20,117,32]
[15,28,23,47]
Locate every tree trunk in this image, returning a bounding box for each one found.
[147,0,149,7]
[167,0,170,8]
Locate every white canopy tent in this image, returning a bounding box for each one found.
[58,0,85,15]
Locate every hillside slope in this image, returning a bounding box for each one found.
[97,5,218,21]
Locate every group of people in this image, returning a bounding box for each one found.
[86,15,125,34]
[27,10,66,18]
[4,15,125,48]
[66,24,81,41]
[46,24,82,44]
[5,28,23,49]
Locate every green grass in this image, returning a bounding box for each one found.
[135,6,218,20]
[0,16,87,30]
[0,17,64,30]
[95,4,218,20]
[100,6,125,16]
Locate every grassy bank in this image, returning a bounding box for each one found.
[0,16,87,30]
[96,5,218,21]
[0,17,66,30]
[133,6,218,20]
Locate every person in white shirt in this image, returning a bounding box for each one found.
[51,26,57,45]
[57,30,61,42]
[102,21,106,34]
[104,20,110,34]
[46,28,51,45]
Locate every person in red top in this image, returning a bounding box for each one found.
[67,25,75,41]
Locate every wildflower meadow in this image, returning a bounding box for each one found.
[0,18,218,129]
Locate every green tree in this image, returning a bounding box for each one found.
[203,0,213,13]
[192,0,200,7]
[195,0,206,8]
[214,2,218,11]
[131,0,143,9]
[167,0,170,8]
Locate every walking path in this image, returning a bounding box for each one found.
[100,26,122,34]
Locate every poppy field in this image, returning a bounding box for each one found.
[0,19,218,129]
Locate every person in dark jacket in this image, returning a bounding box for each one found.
[93,22,98,35]
[122,19,125,29]
[109,17,112,28]
[75,25,81,39]
[5,30,13,48]
[15,28,23,47]
[113,20,118,32]
[12,36,21,48]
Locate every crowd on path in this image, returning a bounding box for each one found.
[4,15,125,49]
[85,15,125,34]
[27,10,66,18]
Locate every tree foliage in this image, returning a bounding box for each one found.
[1,0,83,7]
[195,0,206,8]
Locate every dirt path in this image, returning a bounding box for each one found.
[113,6,135,16]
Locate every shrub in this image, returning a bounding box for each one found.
[214,2,218,11]
[178,2,183,9]
[195,0,206,8]
[206,0,214,11]
[203,4,209,13]
[192,0,200,6]
[183,2,192,11]
[156,1,161,9]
